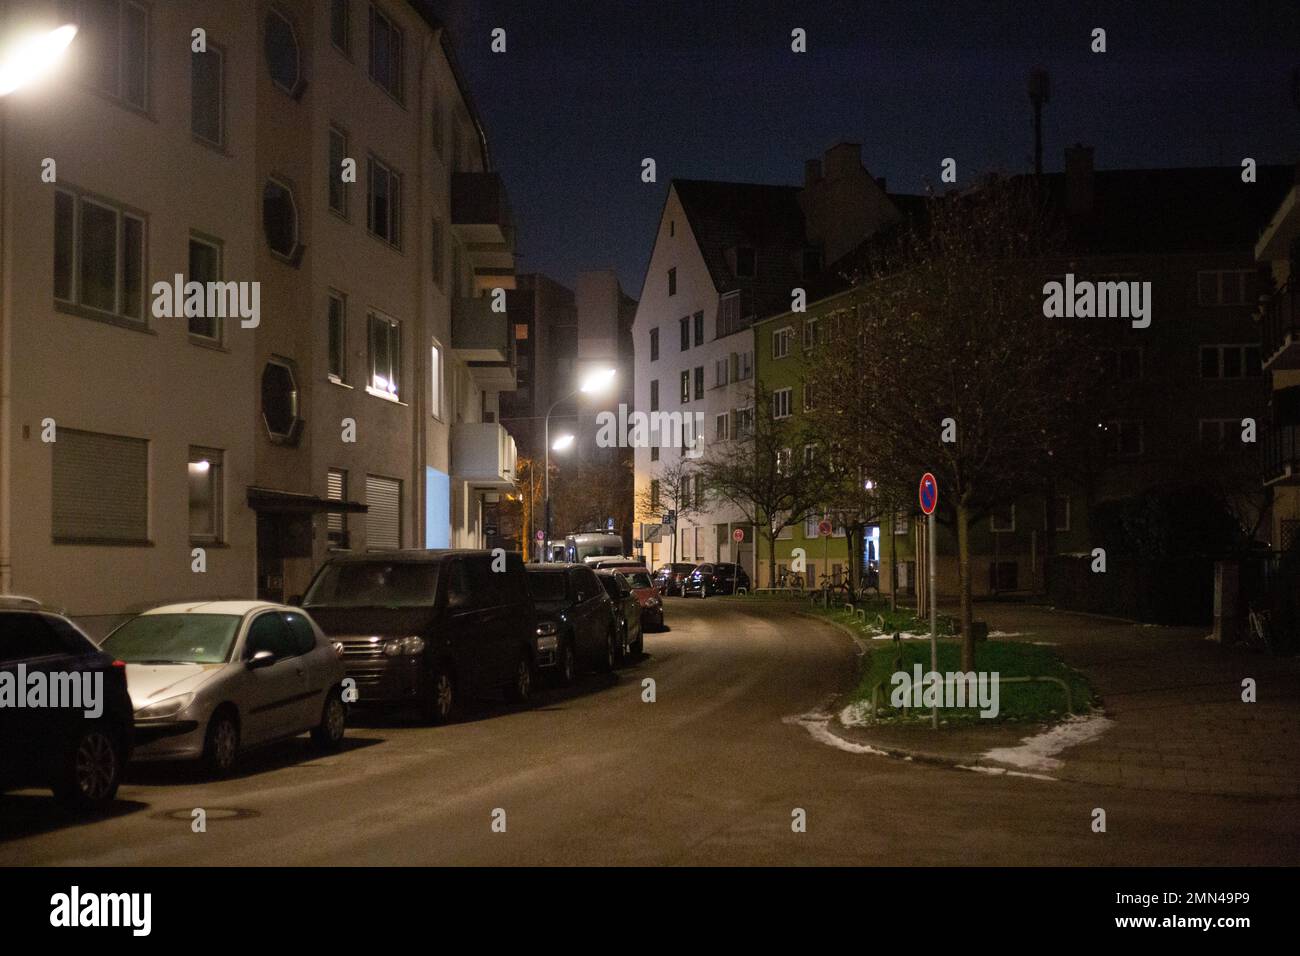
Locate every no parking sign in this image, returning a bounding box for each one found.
[919,472,938,515]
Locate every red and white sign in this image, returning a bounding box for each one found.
[535,530,545,541]
[919,473,938,515]
[818,519,833,536]
[732,527,745,542]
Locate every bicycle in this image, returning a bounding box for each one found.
[817,573,853,604]
[777,569,805,591]
[1244,605,1274,654]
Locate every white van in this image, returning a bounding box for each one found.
[565,532,626,565]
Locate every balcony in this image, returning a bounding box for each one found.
[1263,423,1300,486]
[452,422,517,488]
[1259,282,1300,371]
[451,296,509,362]
[452,172,516,291]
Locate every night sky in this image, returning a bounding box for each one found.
[441,0,1300,297]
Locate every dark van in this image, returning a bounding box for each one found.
[300,550,538,722]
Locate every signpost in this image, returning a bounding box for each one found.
[732,527,744,542]
[919,473,939,730]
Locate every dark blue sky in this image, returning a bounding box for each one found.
[439,0,1300,297]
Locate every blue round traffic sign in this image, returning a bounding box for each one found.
[919,473,938,515]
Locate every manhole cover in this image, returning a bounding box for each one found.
[152,807,261,823]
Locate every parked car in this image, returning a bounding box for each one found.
[652,563,697,596]
[0,598,133,811]
[684,562,751,597]
[525,564,616,683]
[600,564,663,631]
[596,569,645,659]
[302,549,539,722]
[100,601,347,776]
[591,556,645,570]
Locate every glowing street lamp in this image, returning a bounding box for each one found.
[542,368,617,560]
[551,433,575,452]
[0,24,78,98]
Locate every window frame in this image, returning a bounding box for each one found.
[366,154,403,249]
[186,232,224,344]
[367,311,402,402]
[772,327,792,360]
[330,0,352,57]
[187,446,224,544]
[328,290,348,383]
[53,185,148,328]
[190,40,225,149]
[367,2,405,104]
[430,339,444,420]
[990,503,1016,533]
[264,7,303,98]
[328,125,350,219]
[262,176,302,263]
[772,387,792,420]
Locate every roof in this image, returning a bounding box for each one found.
[672,179,808,319]
[141,601,282,616]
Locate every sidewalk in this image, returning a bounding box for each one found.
[828,602,1300,796]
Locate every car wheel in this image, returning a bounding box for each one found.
[310,690,347,751]
[203,711,240,777]
[53,725,122,812]
[631,627,644,657]
[420,665,456,724]
[505,651,534,703]
[559,638,577,686]
[615,623,629,663]
[595,627,615,673]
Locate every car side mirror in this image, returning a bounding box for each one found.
[246,649,276,670]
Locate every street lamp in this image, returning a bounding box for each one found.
[543,367,616,561]
[0,24,78,97]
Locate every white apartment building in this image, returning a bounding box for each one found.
[0,0,515,631]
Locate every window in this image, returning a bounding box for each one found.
[803,381,816,411]
[649,327,659,361]
[1105,420,1144,457]
[53,188,145,323]
[736,351,753,381]
[713,357,728,389]
[191,44,223,147]
[776,448,792,475]
[680,477,691,510]
[718,291,745,337]
[1101,347,1142,382]
[1197,270,1252,306]
[805,515,821,539]
[263,178,300,260]
[327,469,350,549]
[680,370,691,403]
[52,429,148,544]
[803,317,819,350]
[803,443,816,466]
[431,217,444,286]
[715,412,729,441]
[331,0,351,54]
[246,613,297,660]
[693,366,704,400]
[328,126,349,216]
[772,327,791,359]
[1047,495,1070,533]
[430,341,444,419]
[650,480,660,510]
[735,246,756,278]
[365,475,402,550]
[735,407,754,439]
[990,504,1015,533]
[1200,344,1262,379]
[188,447,223,543]
[187,235,222,341]
[368,3,404,102]
[368,313,401,400]
[262,359,302,444]
[668,267,677,296]
[650,444,659,462]
[328,292,347,381]
[264,9,301,95]
[679,316,690,351]
[693,311,704,346]
[367,156,402,248]
[893,514,909,535]
[649,380,659,412]
[1199,418,1237,454]
[81,0,149,110]
[772,387,792,419]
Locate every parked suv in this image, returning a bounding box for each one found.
[684,563,751,597]
[301,550,538,722]
[652,563,697,597]
[525,564,616,684]
[0,598,133,811]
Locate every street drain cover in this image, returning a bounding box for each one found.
[153,807,261,823]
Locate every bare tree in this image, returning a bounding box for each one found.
[635,454,705,562]
[699,382,832,586]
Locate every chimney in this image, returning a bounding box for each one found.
[824,142,862,179]
[804,158,822,187]
[1065,143,1094,218]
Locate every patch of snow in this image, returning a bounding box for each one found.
[981,713,1113,772]
[956,764,1056,781]
[784,712,889,756]
[987,630,1028,638]
[839,700,874,727]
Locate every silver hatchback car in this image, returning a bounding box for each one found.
[99,601,347,775]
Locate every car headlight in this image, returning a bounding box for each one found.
[535,621,558,637]
[384,636,425,656]
[136,693,194,720]
[647,597,661,607]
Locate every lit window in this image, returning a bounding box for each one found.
[368,313,401,400]
[188,447,223,543]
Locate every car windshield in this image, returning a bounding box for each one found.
[102,614,241,664]
[624,572,653,588]
[599,577,620,598]
[527,571,568,602]
[576,543,623,561]
[304,562,438,608]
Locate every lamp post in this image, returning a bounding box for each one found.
[543,367,616,562]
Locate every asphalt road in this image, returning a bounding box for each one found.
[1,598,1295,865]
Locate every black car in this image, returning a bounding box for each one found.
[301,550,539,722]
[652,563,697,597]
[683,562,751,597]
[595,569,644,660]
[525,564,616,683]
[0,599,133,811]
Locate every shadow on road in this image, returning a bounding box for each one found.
[0,793,150,844]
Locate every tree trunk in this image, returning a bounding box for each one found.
[957,496,974,671]
[767,530,778,589]
[887,511,897,610]
[1041,476,1057,596]
[847,525,861,594]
